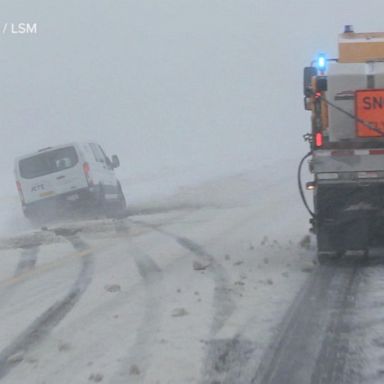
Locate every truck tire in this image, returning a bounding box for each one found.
[316,227,343,264]
[317,251,342,265]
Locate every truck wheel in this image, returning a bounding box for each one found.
[317,250,343,265]
[316,226,343,264]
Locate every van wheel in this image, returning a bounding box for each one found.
[24,206,49,225]
[98,183,127,218]
[95,184,108,217]
[116,183,127,211]
[24,206,38,222]
[106,184,127,218]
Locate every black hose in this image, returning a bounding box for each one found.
[298,151,315,217]
[299,88,380,219]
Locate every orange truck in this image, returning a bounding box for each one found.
[300,26,384,262]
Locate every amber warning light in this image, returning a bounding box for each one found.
[355,89,384,137]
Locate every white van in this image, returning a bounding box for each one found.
[14,142,126,219]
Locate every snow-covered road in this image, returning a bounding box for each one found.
[4,164,380,383]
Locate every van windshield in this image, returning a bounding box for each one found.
[19,146,79,179]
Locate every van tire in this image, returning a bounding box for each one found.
[106,183,127,218]
[96,184,109,216]
[116,182,127,211]
[97,183,126,218]
[24,204,50,224]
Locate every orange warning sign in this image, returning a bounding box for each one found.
[356,89,384,137]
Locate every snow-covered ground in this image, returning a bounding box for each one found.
[0,1,382,382]
[0,158,318,384]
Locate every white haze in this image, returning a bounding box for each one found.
[0,0,382,227]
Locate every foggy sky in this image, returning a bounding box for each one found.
[1,0,383,194]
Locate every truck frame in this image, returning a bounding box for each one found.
[301,26,384,262]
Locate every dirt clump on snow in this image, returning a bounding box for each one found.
[129,364,141,376]
[57,341,71,352]
[89,373,104,382]
[7,351,24,364]
[172,308,189,317]
[299,234,311,250]
[193,261,210,271]
[104,284,121,293]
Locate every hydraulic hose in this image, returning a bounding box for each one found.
[299,87,382,219]
[298,151,315,217]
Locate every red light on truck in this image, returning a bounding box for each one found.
[369,149,384,155]
[315,132,323,147]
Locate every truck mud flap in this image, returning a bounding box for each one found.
[317,210,376,251]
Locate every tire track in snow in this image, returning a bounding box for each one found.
[111,245,163,384]
[110,220,163,383]
[345,256,384,383]
[130,219,236,336]
[201,336,259,384]
[252,258,366,384]
[310,263,363,384]
[0,246,39,294]
[129,220,246,384]
[0,246,39,296]
[0,234,94,380]
[200,258,363,384]
[0,245,40,317]
[13,246,39,276]
[176,236,236,335]
[0,245,41,357]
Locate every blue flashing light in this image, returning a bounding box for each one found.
[316,53,327,72]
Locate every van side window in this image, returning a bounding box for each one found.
[89,143,105,163]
